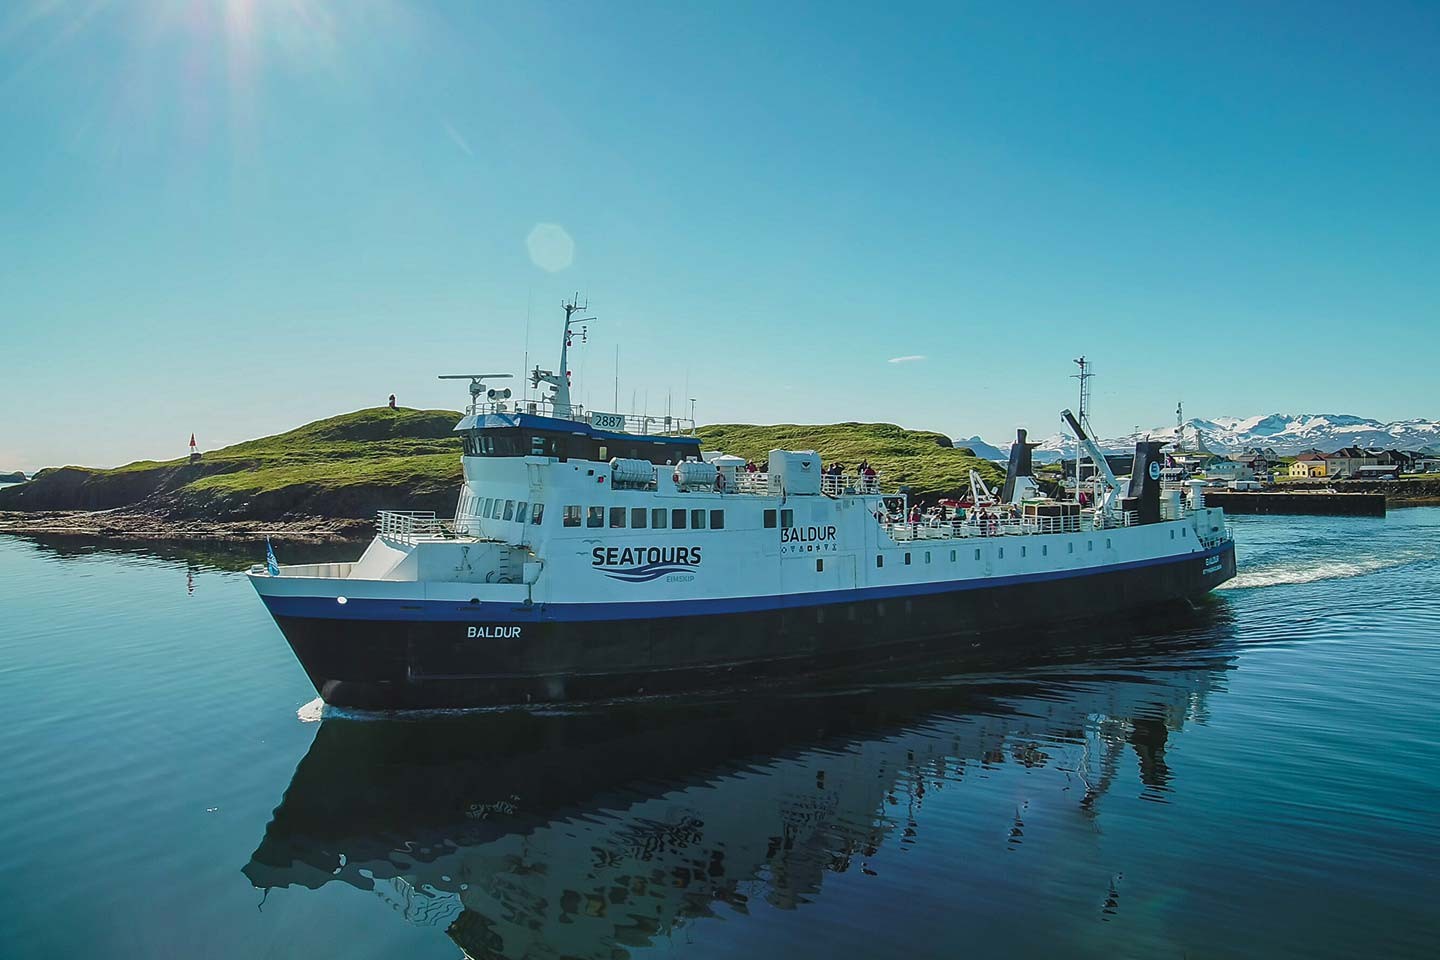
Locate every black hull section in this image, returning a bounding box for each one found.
[274,545,1236,709]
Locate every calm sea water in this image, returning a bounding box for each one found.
[1,513,1438,959]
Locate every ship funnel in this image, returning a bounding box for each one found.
[1126,441,1169,524]
[1001,429,1039,503]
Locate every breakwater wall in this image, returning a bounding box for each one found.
[1283,478,1440,505]
[1203,491,1386,516]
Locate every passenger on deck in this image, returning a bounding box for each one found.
[745,460,758,473]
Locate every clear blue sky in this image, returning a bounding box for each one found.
[3,1,1437,472]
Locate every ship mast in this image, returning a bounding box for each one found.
[1072,356,1094,502]
[531,296,591,418]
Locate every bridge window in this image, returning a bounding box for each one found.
[710,509,725,530]
[672,509,687,529]
[631,508,647,528]
[516,501,527,522]
[483,497,495,518]
[609,507,626,528]
[764,509,777,528]
[691,509,707,530]
[531,504,545,525]
[587,507,604,528]
[781,509,794,527]
[652,508,668,529]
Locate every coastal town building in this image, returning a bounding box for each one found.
[1232,453,1271,477]
[1325,446,1378,479]
[1288,453,1328,479]
[1205,460,1254,481]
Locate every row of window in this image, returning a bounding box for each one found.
[874,538,1121,568]
[562,506,726,531]
[463,428,700,465]
[478,496,544,525]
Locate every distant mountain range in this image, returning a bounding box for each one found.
[953,436,1009,461]
[965,415,1440,460]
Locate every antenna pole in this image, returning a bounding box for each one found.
[1072,356,1095,503]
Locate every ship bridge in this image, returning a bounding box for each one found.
[454,406,699,465]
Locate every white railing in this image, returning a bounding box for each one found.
[878,508,1142,542]
[731,471,766,494]
[377,510,451,543]
[730,471,885,496]
[1197,523,1234,549]
[821,473,884,496]
[466,399,695,436]
[1092,510,1141,529]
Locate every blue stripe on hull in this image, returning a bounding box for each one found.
[259,542,1234,624]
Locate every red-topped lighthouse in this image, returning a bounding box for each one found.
[189,433,202,463]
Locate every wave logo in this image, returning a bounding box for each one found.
[592,545,702,583]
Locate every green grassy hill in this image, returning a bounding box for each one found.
[0,407,464,520]
[0,411,1007,521]
[698,422,1005,499]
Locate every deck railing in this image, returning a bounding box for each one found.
[467,399,695,436]
[377,510,451,543]
[880,509,1142,542]
[731,472,884,496]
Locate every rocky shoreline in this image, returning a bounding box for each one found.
[0,509,371,542]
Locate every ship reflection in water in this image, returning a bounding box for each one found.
[245,615,1238,959]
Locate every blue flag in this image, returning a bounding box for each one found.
[265,537,280,577]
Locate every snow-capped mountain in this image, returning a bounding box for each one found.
[980,414,1440,459]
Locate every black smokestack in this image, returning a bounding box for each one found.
[1127,441,1169,524]
[1001,429,1039,502]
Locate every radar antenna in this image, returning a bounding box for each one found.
[438,373,515,414]
[530,296,595,418]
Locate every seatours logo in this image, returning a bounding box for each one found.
[591,545,702,583]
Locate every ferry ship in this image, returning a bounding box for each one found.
[248,301,1236,709]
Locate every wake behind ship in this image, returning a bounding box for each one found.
[249,302,1236,708]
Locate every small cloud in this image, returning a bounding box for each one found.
[443,120,474,157]
[888,354,926,364]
